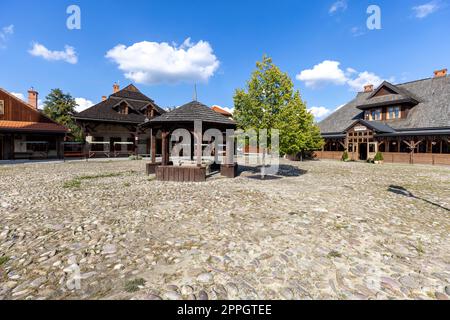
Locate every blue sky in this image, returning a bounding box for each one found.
[0,0,449,120]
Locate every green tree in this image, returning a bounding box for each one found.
[43,89,83,141]
[233,56,323,157]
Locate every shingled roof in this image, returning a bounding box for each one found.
[319,76,450,135]
[75,84,166,123]
[146,101,236,126]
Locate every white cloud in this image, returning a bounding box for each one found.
[296,60,349,88]
[297,60,391,92]
[351,26,365,37]
[329,0,348,14]
[308,106,332,120]
[347,71,385,91]
[29,43,78,64]
[106,38,220,85]
[412,2,439,18]
[0,24,14,48]
[11,92,25,100]
[75,97,94,113]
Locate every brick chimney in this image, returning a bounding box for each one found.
[113,83,120,93]
[434,68,447,78]
[364,84,374,93]
[28,87,38,109]
[102,96,107,101]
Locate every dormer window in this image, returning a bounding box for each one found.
[387,106,401,120]
[117,102,128,115]
[145,106,156,119]
[371,109,382,121]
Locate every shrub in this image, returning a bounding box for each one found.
[374,152,384,162]
[129,155,143,161]
[341,151,350,162]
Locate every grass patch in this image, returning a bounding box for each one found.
[78,173,123,180]
[413,239,425,255]
[63,179,82,189]
[327,250,342,259]
[334,223,349,230]
[124,278,146,293]
[0,256,10,266]
[64,172,125,189]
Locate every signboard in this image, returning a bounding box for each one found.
[354,126,367,132]
[0,100,4,115]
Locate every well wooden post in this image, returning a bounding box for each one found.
[226,129,234,165]
[162,131,169,165]
[151,129,156,163]
[194,120,203,167]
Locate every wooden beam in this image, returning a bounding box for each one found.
[151,129,156,163]
[161,131,169,165]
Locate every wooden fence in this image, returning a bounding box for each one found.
[315,151,450,165]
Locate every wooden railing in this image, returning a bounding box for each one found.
[315,151,450,165]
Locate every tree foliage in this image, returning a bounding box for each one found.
[233,56,324,156]
[43,89,83,141]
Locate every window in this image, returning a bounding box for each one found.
[371,109,382,121]
[365,111,370,120]
[117,103,128,114]
[0,100,4,115]
[388,106,401,119]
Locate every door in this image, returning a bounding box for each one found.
[0,136,3,160]
[359,143,368,161]
[110,137,121,153]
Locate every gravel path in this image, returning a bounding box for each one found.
[0,159,449,300]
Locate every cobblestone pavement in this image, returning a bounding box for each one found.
[0,159,449,300]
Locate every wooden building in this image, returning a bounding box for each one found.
[0,87,67,160]
[140,100,238,181]
[317,69,450,165]
[73,84,166,157]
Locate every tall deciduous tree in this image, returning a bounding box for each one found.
[43,89,82,141]
[233,56,323,157]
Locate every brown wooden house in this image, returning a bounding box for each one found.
[73,84,166,157]
[0,87,67,160]
[317,69,450,165]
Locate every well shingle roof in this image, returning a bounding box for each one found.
[319,76,450,134]
[147,101,237,126]
[75,84,165,123]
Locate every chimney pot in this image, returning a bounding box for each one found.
[28,87,38,109]
[364,84,374,93]
[102,96,107,101]
[434,68,447,78]
[113,83,120,93]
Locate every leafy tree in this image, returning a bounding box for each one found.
[43,89,83,141]
[233,56,323,157]
[234,55,293,133]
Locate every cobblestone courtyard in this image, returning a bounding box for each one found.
[0,159,449,300]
